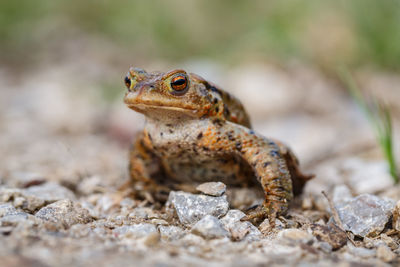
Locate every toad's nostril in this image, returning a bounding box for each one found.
[124,76,131,89]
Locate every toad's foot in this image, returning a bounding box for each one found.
[242,201,279,226]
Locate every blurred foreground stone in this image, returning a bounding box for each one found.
[335,194,395,237]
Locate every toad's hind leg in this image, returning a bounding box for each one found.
[272,140,314,196]
[199,122,297,224]
[243,140,313,225]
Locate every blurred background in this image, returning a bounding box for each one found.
[0,0,399,191]
[2,0,400,71]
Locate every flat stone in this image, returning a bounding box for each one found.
[113,223,158,239]
[192,215,230,239]
[335,194,395,237]
[310,223,347,250]
[167,191,229,226]
[220,209,261,241]
[196,182,226,197]
[35,199,92,229]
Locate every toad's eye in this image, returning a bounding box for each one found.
[124,76,131,89]
[170,75,188,93]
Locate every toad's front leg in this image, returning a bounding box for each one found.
[128,131,171,202]
[198,121,294,224]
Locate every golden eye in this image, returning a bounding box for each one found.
[124,76,131,89]
[170,75,188,93]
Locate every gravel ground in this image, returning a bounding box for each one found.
[0,62,399,266]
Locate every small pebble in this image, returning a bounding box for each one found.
[0,203,18,217]
[220,210,261,241]
[158,225,186,241]
[113,223,158,239]
[35,199,92,229]
[277,229,313,245]
[191,215,230,239]
[196,182,226,197]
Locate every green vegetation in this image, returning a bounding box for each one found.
[340,69,399,184]
[1,0,400,70]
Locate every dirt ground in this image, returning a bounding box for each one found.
[0,58,399,266]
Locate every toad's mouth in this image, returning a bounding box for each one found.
[126,103,196,112]
[124,93,199,116]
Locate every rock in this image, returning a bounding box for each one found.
[0,212,31,226]
[310,223,347,250]
[259,217,285,232]
[332,184,352,204]
[376,245,396,263]
[25,182,76,202]
[76,175,104,195]
[220,209,262,241]
[277,229,313,245]
[119,198,136,209]
[35,199,92,229]
[392,200,400,232]
[196,182,226,197]
[315,241,332,253]
[6,171,46,188]
[128,207,157,220]
[179,233,206,246]
[380,234,398,250]
[220,209,246,226]
[344,159,394,194]
[150,219,168,226]
[335,194,395,237]
[261,244,303,264]
[0,187,45,212]
[0,183,75,212]
[301,195,313,210]
[0,203,18,217]
[113,223,158,239]
[347,243,376,258]
[158,225,186,241]
[96,194,117,214]
[191,215,230,239]
[167,191,229,226]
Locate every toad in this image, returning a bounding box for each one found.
[124,68,312,223]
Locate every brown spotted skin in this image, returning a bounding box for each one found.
[124,67,312,223]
